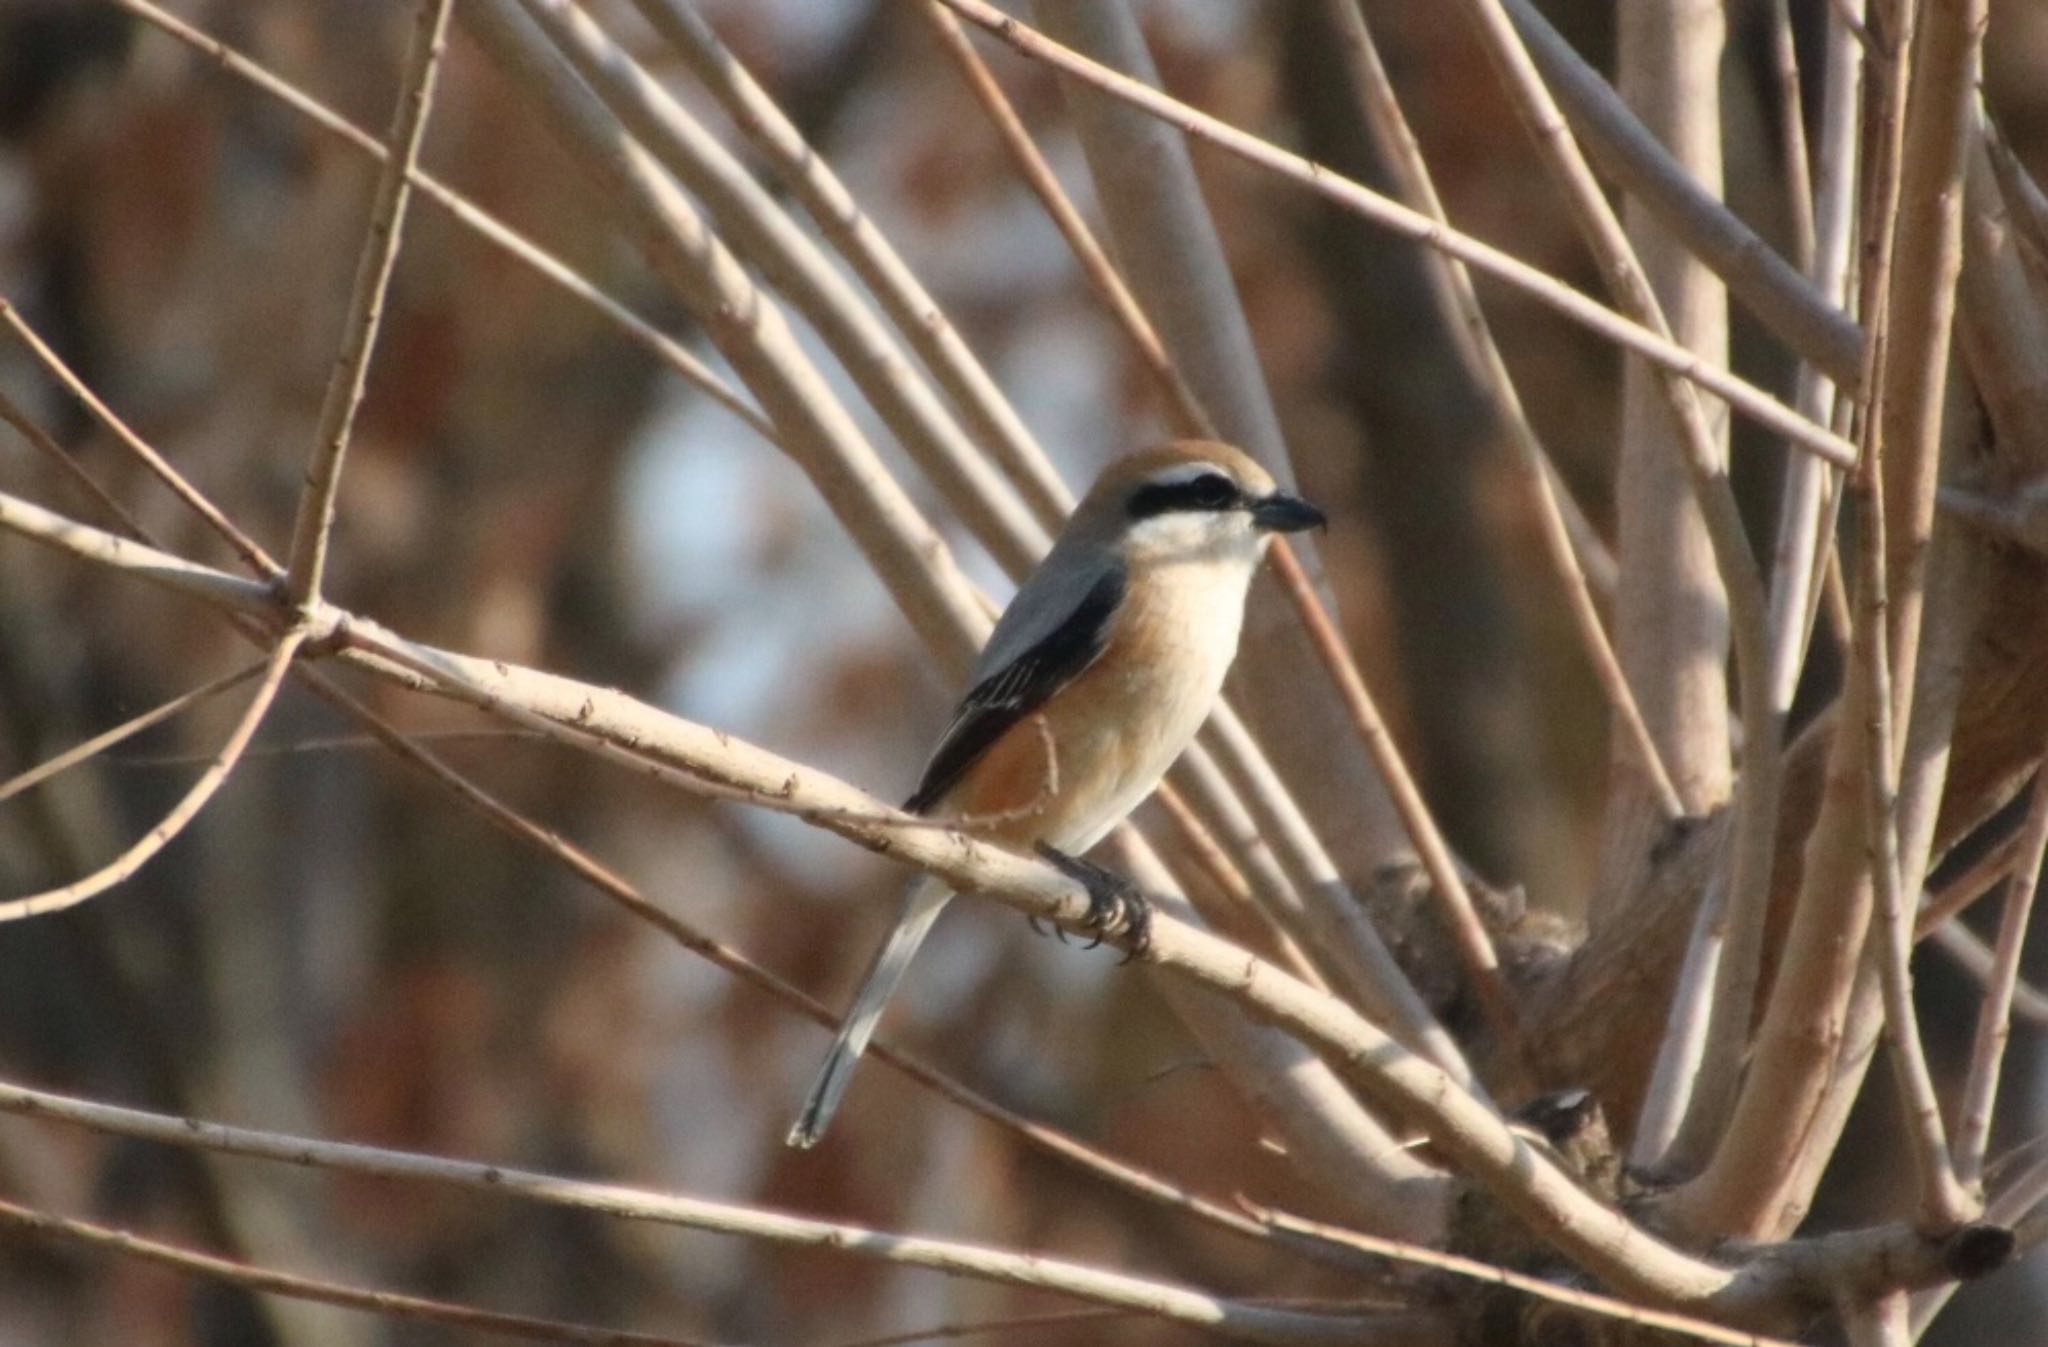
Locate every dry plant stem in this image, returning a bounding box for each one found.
[1672,2,1917,1233]
[514,0,1051,578]
[1111,841,1451,1243]
[0,300,279,578]
[115,0,770,442]
[1916,831,2021,938]
[1872,0,1988,742]
[915,1,1207,438]
[460,0,990,676]
[284,0,453,605]
[1929,921,2048,1030]
[1152,786,1327,988]
[637,0,1071,528]
[1453,0,1784,1160]
[335,687,1394,1267]
[0,1196,710,1347]
[0,1084,1404,1346]
[0,628,302,922]
[929,3,1857,468]
[0,660,268,805]
[1254,1206,1801,1347]
[1766,0,1863,717]
[1850,465,1972,1228]
[1028,0,1287,462]
[0,495,1709,1301]
[1769,0,1817,272]
[1502,0,1863,385]
[1319,0,1678,820]
[1953,763,2048,1185]
[1263,544,1524,1063]
[1198,707,1482,1092]
[1612,0,1744,1170]
[0,389,155,540]
[5,491,2023,1319]
[923,0,1466,1071]
[1599,0,1734,912]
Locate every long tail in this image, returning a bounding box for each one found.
[786,876,953,1148]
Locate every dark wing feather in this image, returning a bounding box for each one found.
[904,566,1125,814]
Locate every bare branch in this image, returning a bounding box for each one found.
[0,299,279,578]
[936,0,1858,470]
[511,0,1053,578]
[1317,0,1679,821]
[0,1196,712,1347]
[0,628,303,923]
[0,1080,1414,1345]
[1254,1207,1801,1347]
[284,0,453,604]
[1954,761,2048,1184]
[1850,450,1972,1227]
[1502,0,1864,384]
[459,0,991,675]
[637,0,1072,528]
[0,659,268,806]
[115,0,773,443]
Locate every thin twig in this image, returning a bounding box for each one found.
[1915,829,2022,939]
[116,0,772,442]
[0,1081,1398,1346]
[460,0,990,675]
[0,628,304,923]
[284,0,454,604]
[1455,0,1783,1167]
[1503,0,1862,384]
[0,488,2006,1319]
[0,388,153,542]
[0,299,280,578]
[1766,0,1863,718]
[514,0,1051,578]
[0,1195,712,1347]
[1929,918,2048,1031]
[639,0,1071,528]
[935,0,1859,469]
[1317,0,1678,820]
[0,659,269,805]
[1851,461,1972,1224]
[308,675,1380,1270]
[1954,759,2048,1184]
[1251,1205,1801,1347]
[1263,544,1525,1068]
[921,0,1470,1082]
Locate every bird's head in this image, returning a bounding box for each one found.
[1076,440,1325,566]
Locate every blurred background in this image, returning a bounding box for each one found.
[2,0,2047,1342]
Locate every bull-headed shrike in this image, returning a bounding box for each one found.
[786,440,1325,1148]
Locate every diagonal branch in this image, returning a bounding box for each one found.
[116,0,772,443]
[1501,0,1864,385]
[1953,761,2048,1184]
[0,1195,710,1347]
[935,0,1857,470]
[283,0,454,604]
[0,627,304,923]
[0,1080,1414,1346]
[0,659,268,806]
[635,0,1071,528]
[0,488,1734,1307]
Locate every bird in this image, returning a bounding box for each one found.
[785,439,1325,1148]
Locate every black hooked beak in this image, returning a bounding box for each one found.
[1249,490,1327,534]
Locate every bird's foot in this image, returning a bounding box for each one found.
[1032,843,1151,963]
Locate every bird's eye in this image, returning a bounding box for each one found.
[1185,472,1237,508]
[1127,469,1242,519]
